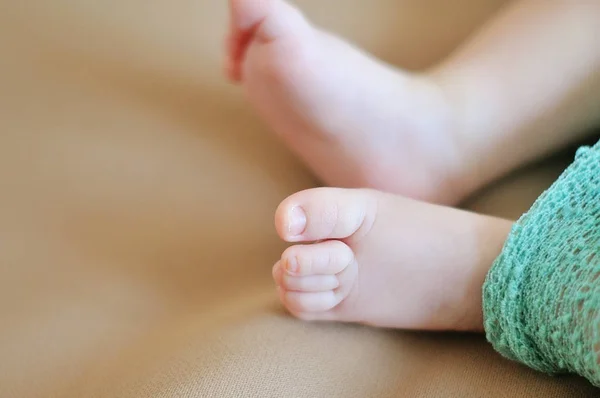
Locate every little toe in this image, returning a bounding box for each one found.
[280,289,340,313]
[281,274,339,292]
[281,240,354,276]
[275,188,378,242]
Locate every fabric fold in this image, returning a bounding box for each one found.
[483,140,600,385]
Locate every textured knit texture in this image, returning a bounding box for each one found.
[483,140,600,386]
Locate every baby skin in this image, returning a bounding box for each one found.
[225,0,469,205]
[272,188,512,331]
[226,0,600,330]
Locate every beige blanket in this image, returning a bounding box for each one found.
[0,0,595,396]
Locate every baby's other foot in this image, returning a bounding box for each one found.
[272,188,513,331]
[226,0,473,205]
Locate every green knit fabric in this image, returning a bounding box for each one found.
[483,140,600,386]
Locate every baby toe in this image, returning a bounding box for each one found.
[274,259,339,292]
[281,274,339,292]
[281,240,354,276]
[275,187,378,243]
[280,289,339,313]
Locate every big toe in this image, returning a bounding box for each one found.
[227,0,311,81]
[275,188,379,243]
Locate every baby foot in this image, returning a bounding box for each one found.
[226,0,471,205]
[272,188,513,331]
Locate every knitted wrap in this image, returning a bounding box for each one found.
[483,140,600,386]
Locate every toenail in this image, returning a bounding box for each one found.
[286,256,299,273]
[287,206,306,238]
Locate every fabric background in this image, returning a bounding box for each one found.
[0,0,596,396]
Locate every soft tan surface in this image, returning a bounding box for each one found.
[0,0,596,396]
